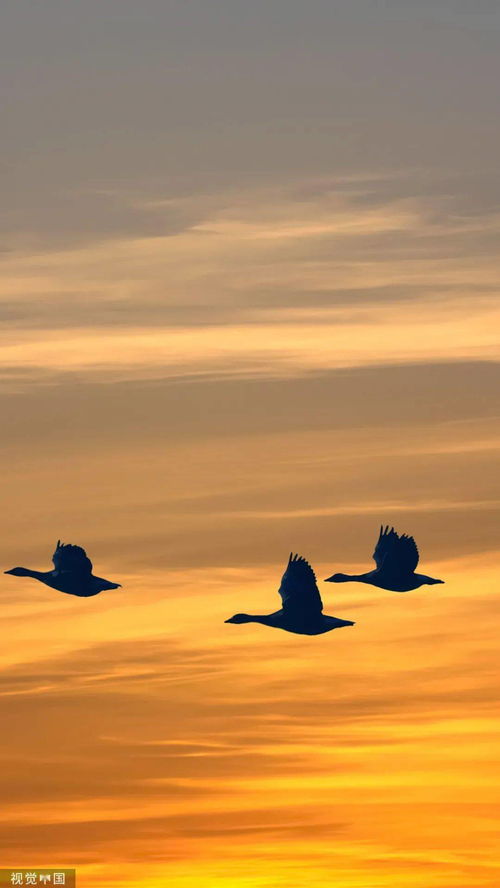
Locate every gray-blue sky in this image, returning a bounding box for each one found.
[2,0,500,246]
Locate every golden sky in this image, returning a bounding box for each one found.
[1,2,500,886]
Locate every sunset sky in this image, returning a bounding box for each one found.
[2,1,500,886]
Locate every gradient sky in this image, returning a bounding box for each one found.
[2,1,500,886]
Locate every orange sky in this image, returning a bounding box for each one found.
[2,2,500,886]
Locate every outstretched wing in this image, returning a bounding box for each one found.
[372,526,419,574]
[52,540,93,574]
[278,553,323,617]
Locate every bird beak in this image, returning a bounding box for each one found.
[324,576,334,582]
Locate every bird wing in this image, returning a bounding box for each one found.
[52,540,93,574]
[277,553,323,617]
[372,525,419,573]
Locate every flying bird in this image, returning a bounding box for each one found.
[325,525,444,592]
[5,540,120,598]
[225,552,355,635]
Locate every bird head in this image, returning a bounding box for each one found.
[324,573,350,583]
[4,567,31,577]
[225,613,252,624]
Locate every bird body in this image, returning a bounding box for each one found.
[325,526,444,592]
[5,541,120,598]
[225,553,354,635]
[226,610,354,635]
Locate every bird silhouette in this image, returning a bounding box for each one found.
[225,552,354,635]
[325,525,444,592]
[5,540,120,598]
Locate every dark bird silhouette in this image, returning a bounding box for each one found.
[325,525,444,592]
[5,540,120,598]
[225,552,354,635]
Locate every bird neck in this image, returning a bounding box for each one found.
[247,614,277,626]
[24,568,50,580]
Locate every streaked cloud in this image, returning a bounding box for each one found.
[0,566,498,886]
[1,181,500,388]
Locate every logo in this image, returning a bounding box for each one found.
[0,872,76,888]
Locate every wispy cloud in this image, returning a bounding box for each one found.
[0,576,498,886]
[2,180,500,387]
